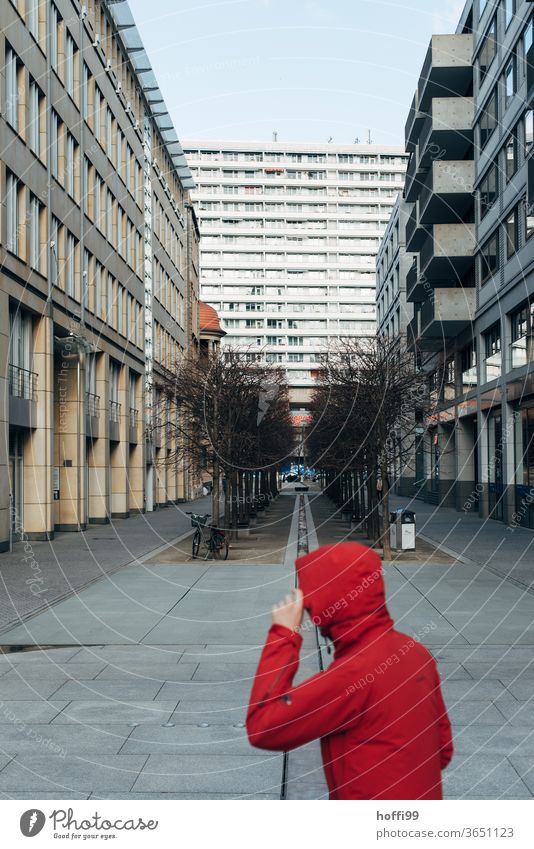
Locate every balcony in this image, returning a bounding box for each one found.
[109,400,121,442]
[416,287,476,349]
[9,364,37,428]
[129,407,139,444]
[85,392,100,440]
[404,151,421,203]
[405,92,425,152]
[419,223,476,281]
[417,98,474,171]
[405,201,429,252]
[418,34,473,112]
[406,256,430,302]
[418,160,474,225]
[153,415,162,448]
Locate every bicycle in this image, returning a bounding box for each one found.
[186,512,229,560]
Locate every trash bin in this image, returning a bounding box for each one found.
[390,509,416,551]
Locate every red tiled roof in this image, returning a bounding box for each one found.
[199,301,225,334]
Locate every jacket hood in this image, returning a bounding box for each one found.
[295,542,394,651]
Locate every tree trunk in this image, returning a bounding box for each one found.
[212,455,220,526]
[381,456,392,560]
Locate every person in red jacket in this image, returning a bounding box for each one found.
[246,542,453,800]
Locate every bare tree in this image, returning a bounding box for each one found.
[155,347,294,536]
[307,334,428,559]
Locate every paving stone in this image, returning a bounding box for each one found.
[132,753,283,794]
[507,756,534,794]
[501,679,534,701]
[52,680,164,701]
[51,701,178,725]
[442,754,532,799]
[496,700,534,727]
[452,724,534,756]
[0,791,90,799]
[192,662,259,683]
[0,648,84,664]
[156,681,252,702]
[441,680,511,702]
[0,754,147,792]
[0,679,70,699]
[0,701,69,724]
[447,701,508,726]
[121,724,251,755]
[95,663,199,682]
[169,701,247,725]
[1,663,107,681]
[89,792,279,799]
[0,723,133,755]
[73,646,185,664]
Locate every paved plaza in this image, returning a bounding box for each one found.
[0,488,532,799]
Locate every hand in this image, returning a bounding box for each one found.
[272,589,304,632]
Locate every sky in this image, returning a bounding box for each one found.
[127,0,467,148]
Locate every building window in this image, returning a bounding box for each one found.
[479,163,497,217]
[50,3,60,72]
[526,199,534,241]
[479,89,497,147]
[505,57,516,107]
[29,195,44,274]
[461,341,477,391]
[478,17,497,84]
[65,232,77,298]
[505,0,515,30]
[50,111,59,178]
[525,109,534,152]
[505,126,519,181]
[28,79,44,159]
[5,47,21,132]
[484,324,502,380]
[6,172,20,256]
[510,303,534,368]
[505,205,520,259]
[480,232,499,285]
[65,33,76,97]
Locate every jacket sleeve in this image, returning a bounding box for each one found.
[433,663,453,769]
[246,624,366,751]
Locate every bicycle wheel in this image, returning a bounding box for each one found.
[192,529,201,558]
[212,532,229,561]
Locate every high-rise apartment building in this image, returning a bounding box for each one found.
[1,0,199,551]
[184,141,408,411]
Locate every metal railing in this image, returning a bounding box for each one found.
[85,392,100,418]
[129,407,139,428]
[9,364,37,400]
[109,400,121,423]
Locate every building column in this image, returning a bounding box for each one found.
[0,290,10,550]
[477,409,490,518]
[128,369,144,513]
[54,340,86,532]
[455,417,478,512]
[88,352,110,523]
[24,314,55,540]
[437,422,456,508]
[111,364,129,519]
[502,400,517,526]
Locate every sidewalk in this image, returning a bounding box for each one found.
[0,488,532,799]
[390,494,534,592]
[0,495,214,634]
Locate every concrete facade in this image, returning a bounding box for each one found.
[1,0,200,551]
[394,0,534,530]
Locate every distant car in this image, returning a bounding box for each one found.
[285,472,299,483]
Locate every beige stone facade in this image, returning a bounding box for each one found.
[1,0,199,550]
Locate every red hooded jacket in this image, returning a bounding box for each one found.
[246,542,453,800]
